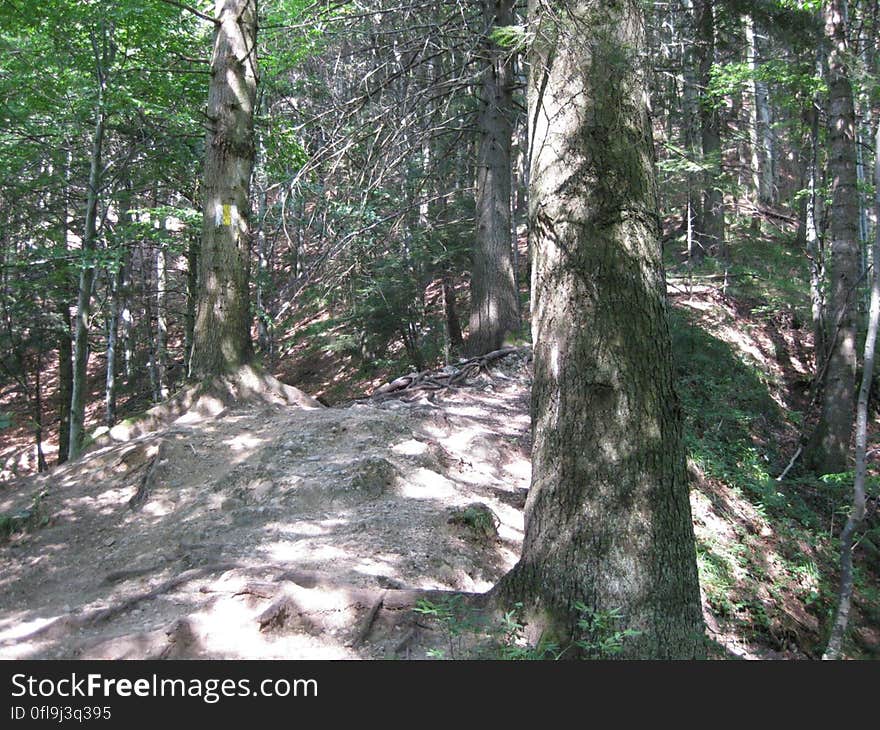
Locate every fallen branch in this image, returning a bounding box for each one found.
[775,446,803,483]
[369,347,528,399]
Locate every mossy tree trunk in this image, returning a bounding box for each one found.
[190,0,258,379]
[492,0,705,659]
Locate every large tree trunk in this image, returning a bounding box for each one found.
[467,0,520,356]
[189,0,258,379]
[492,0,705,659]
[807,0,860,475]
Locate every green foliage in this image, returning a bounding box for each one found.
[489,24,529,52]
[658,142,712,175]
[707,60,825,108]
[413,596,489,660]
[448,504,498,538]
[413,598,641,660]
[569,604,643,659]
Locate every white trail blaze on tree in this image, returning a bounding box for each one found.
[190,0,258,378]
[493,0,705,658]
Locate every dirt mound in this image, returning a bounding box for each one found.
[0,353,533,659]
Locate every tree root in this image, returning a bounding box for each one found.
[128,439,167,511]
[346,592,385,648]
[369,346,529,400]
[3,562,495,657]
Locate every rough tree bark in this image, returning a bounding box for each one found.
[492,0,705,658]
[189,0,258,379]
[468,0,520,356]
[807,0,860,475]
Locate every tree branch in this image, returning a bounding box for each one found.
[158,0,218,25]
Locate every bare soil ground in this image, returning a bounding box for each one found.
[0,353,533,660]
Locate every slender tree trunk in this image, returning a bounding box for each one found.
[31,349,47,473]
[696,0,725,260]
[442,271,464,357]
[745,16,775,216]
[493,0,705,659]
[105,261,124,427]
[184,232,198,377]
[823,123,880,659]
[190,0,258,379]
[121,265,134,380]
[804,101,826,362]
[141,254,160,402]
[156,243,169,399]
[255,148,272,360]
[807,0,860,475]
[468,0,520,356]
[682,1,703,264]
[746,15,762,226]
[68,84,107,460]
[56,305,72,465]
[755,59,774,206]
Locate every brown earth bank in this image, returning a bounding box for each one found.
[0,352,533,659]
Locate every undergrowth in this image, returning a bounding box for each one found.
[667,227,878,657]
[412,597,641,660]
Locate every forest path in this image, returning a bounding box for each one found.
[0,353,532,659]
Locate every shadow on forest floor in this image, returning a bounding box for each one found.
[670,290,879,659]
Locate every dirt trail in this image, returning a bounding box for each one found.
[0,353,532,659]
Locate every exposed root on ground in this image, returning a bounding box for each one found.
[369,347,531,400]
